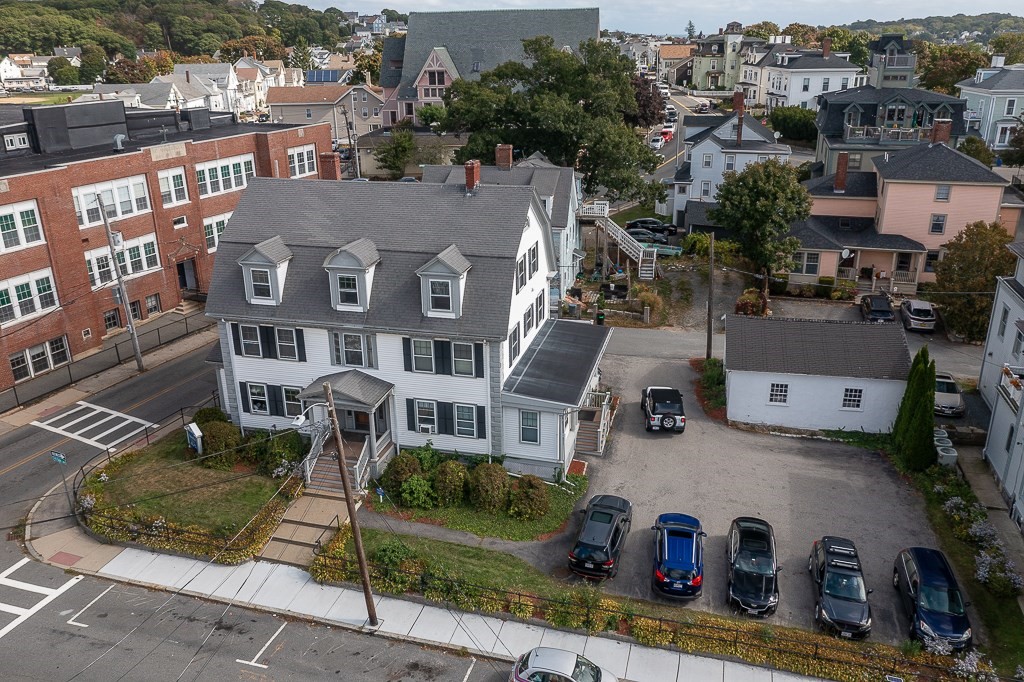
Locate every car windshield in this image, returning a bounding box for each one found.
[870,298,892,311]
[936,380,959,394]
[823,572,867,602]
[910,306,934,318]
[654,401,682,412]
[573,542,609,563]
[733,568,775,597]
[920,584,966,616]
[572,654,601,682]
[735,549,774,575]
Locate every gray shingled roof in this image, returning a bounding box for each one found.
[393,9,600,98]
[421,244,472,274]
[816,86,967,138]
[771,52,858,71]
[296,370,394,407]
[803,171,878,198]
[726,315,911,381]
[327,238,380,268]
[503,320,612,405]
[1007,242,1024,260]
[240,236,292,265]
[957,66,1024,92]
[206,178,544,341]
[788,216,925,252]
[379,35,406,89]
[874,143,1005,184]
[93,83,176,108]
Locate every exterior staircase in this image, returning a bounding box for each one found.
[173,298,203,316]
[306,448,364,496]
[258,490,350,569]
[595,216,658,281]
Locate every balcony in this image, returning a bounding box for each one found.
[964,110,982,121]
[578,201,609,219]
[999,365,1024,413]
[871,54,916,69]
[844,124,932,143]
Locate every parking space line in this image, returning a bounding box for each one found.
[0,603,29,616]
[236,622,286,669]
[67,585,114,628]
[0,576,59,596]
[0,559,83,640]
[461,658,477,682]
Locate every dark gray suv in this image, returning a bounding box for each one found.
[568,495,632,579]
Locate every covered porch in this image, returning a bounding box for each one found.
[835,247,925,296]
[295,370,398,493]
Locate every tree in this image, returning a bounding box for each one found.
[1001,119,1024,167]
[79,44,107,84]
[625,75,664,128]
[381,9,409,23]
[432,36,661,203]
[769,106,817,141]
[781,23,819,47]
[47,56,80,86]
[686,21,696,40]
[219,35,287,63]
[373,125,417,179]
[914,41,990,94]
[351,41,382,85]
[820,26,871,66]
[957,136,995,166]
[934,220,1016,341]
[743,22,781,40]
[892,348,925,451]
[289,37,313,71]
[894,347,937,472]
[990,32,1024,64]
[708,158,811,297]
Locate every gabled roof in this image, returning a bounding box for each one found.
[296,370,393,407]
[152,73,219,101]
[726,315,911,381]
[503,320,612,406]
[239,235,293,265]
[267,84,350,104]
[172,63,233,86]
[418,244,472,275]
[205,178,545,340]
[659,44,696,60]
[874,143,1006,184]
[803,171,878,198]
[816,86,968,138]
[324,238,380,269]
[788,216,925,252]
[956,65,1024,92]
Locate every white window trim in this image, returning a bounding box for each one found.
[452,341,475,377]
[83,233,160,290]
[72,175,151,228]
[248,383,270,415]
[287,144,318,178]
[145,293,161,314]
[250,269,273,299]
[508,324,521,365]
[428,279,452,312]
[9,336,70,382]
[519,409,540,444]
[276,327,298,361]
[195,153,256,198]
[157,167,189,207]
[455,403,476,438]
[336,273,360,307]
[702,153,713,168]
[840,387,864,411]
[283,386,303,417]
[724,154,735,171]
[0,268,59,327]
[415,399,437,431]
[528,243,539,277]
[0,200,45,255]
[515,257,527,292]
[203,212,232,252]
[768,382,789,405]
[535,291,546,323]
[239,324,262,357]
[3,132,29,151]
[412,338,434,373]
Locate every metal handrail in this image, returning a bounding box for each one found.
[313,514,341,556]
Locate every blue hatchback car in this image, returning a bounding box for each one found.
[651,513,706,599]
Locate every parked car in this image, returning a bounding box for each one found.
[649,136,665,150]
[666,110,678,123]
[625,218,677,235]
[660,128,674,142]
[900,299,937,332]
[626,228,669,245]
[934,373,966,417]
[808,537,872,639]
[652,513,705,598]
[860,294,896,323]
[893,547,972,649]
[568,495,632,579]
[510,647,618,682]
[641,386,686,432]
[726,517,781,616]
[665,104,677,115]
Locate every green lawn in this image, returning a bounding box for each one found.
[609,202,658,226]
[93,432,279,533]
[370,474,587,541]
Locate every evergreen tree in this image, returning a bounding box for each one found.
[891,347,925,448]
[902,358,937,472]
[686,21,696,40]
[289,37,313,72]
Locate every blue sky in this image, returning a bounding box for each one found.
[308,1,1014,35]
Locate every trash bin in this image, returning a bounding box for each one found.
[934,437,953,449]
[596,312,605,326]
[936,446,959,467]
[933,428,948,439]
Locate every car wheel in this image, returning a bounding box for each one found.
[661,415,675,430]
[892,570,900,590]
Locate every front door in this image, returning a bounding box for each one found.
[896,252,912,272]
[176,259,197,290]
[353,411,370,431]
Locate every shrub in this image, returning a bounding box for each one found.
[507,592,536,619]
[816,276,835,299]
[469,462,510,512]
[831,279,857,301]
[433,460,468,506]
[636,289,663,315]
[407,441,446,473]
[381,452,422,497]
[400,474,436,508]
[768,273,789,296]
[193,407,228,427]
[509,475,551,520]
[799,283,816,298]
[735,288,765,316]
[201,421,241,470]
[374,537,415,568]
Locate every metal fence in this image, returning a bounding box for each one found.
[0,310,215,413]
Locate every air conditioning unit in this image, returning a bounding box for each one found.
[418,424,436,434]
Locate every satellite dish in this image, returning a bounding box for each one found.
[841,249,851,259]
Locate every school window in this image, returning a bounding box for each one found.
[103,308,121,331]
[535,291,546,322]
[929,214,946,235]
[702,153,713,168]
[724,154,735,171]
[172,216,187,229]
[429,280,451,311]
[9,336,69,382]
[0,269,59,325]
[999,305,1010,338]
[305,108,312,119]
[145,293,161,314]
[412,339,434,372]
[516,257,527,292]
[508,324,521,365]
[287,144,317,178]
[129,300,142,320]
[250,269,272,299]
[416,400,436,430]
[248,383,269,414]
[452,342,474,376]
[283,386,302,417]
[157,167,188,206]
[523,306,534,336]
[768,382,789,404]
[841,387,863,410]
[455,404,476,437]
[203,212,232,252]
[793,252,819,275]
[520,410,540,444]
[239,324,262,357]
[276,328,298,360]
[72,175,151,227]
[336,274,359,305]
[0,200,44,254]
[935,185,951,201]
[195,154,255,197]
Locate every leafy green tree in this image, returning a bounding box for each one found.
[143,22,167,50]
[78,44,107,84]
[625,74,664,128]
[381,9,409,23]
[1001,119,1024,167]
[708,158,811,296]
[219,35,287,63]
[686,21,696,40]
[914,41,990,94]
[957,136,995,166]
[990,32,1024,64]
[289,37,314,71]
[743,21,781,40]
[373,126,417,179]
[769,106,817,141]
[819,26,871,66]
[47,56,80,86]
[351,40,383,85]
[782,22,819,46]
[934,220,1016,341]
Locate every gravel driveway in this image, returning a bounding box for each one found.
[574,354,941,645]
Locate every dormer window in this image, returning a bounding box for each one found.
[238,236,292,306]
[429,280,452,311]
[324,238,380,313]
[417,244,471,319]
[337,274,359,305]
[251,269,272,299]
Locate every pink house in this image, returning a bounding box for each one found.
[786,120,1020,295]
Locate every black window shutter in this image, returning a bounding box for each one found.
[259,326,278,359]
[476,405,487,438]
[474,343,484,378]
[406,398,416,430]
[438,402,454,435]
[231,323,242,355]
[434,340,452,375]
[268,385,285,416]
[402,338,412,372]
[295,329,306,361]
[239,382,250,413]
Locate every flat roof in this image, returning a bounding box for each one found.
[503,319,611,406]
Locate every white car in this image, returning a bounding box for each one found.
[649,136,665,150]
[510,647,618,682]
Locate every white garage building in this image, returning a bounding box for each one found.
[725,315,911,433]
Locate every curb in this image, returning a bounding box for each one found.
[23,478,68,564]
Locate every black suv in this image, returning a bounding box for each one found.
[641,386,686,433]
[808,537,872,639]
[727,517,781,616]
[568,495,633,579]
[893,547,972,649]
[860,294,895,322]
[625,218,678,235]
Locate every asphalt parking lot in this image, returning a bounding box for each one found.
[579,353,944,645]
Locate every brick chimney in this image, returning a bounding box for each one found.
[495,143,513,170]
[733,90,744,147]
[319,151,342,181]
[834,152,849,194]
[465,159,481,192]
[718,27,723,35]
[822,37,832,59]
[931,119,953,145]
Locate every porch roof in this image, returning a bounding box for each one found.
[503,320,611,407]
[789,216,926,252]
[297,370,394,409]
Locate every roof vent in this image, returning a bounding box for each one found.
[112,134,126,152]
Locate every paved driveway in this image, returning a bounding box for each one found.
[577,354,941,645]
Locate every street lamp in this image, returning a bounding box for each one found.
[293,388,378,627]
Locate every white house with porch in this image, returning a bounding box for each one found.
[205,164,612,487]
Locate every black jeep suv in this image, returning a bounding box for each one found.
[568,495,633,579]
[808,537,872,639]
[641,386,686,433]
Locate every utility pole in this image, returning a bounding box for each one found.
[706,231,714,360]
[323,381,378,627]
[341,106,360,178]
[96,196,145,372]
